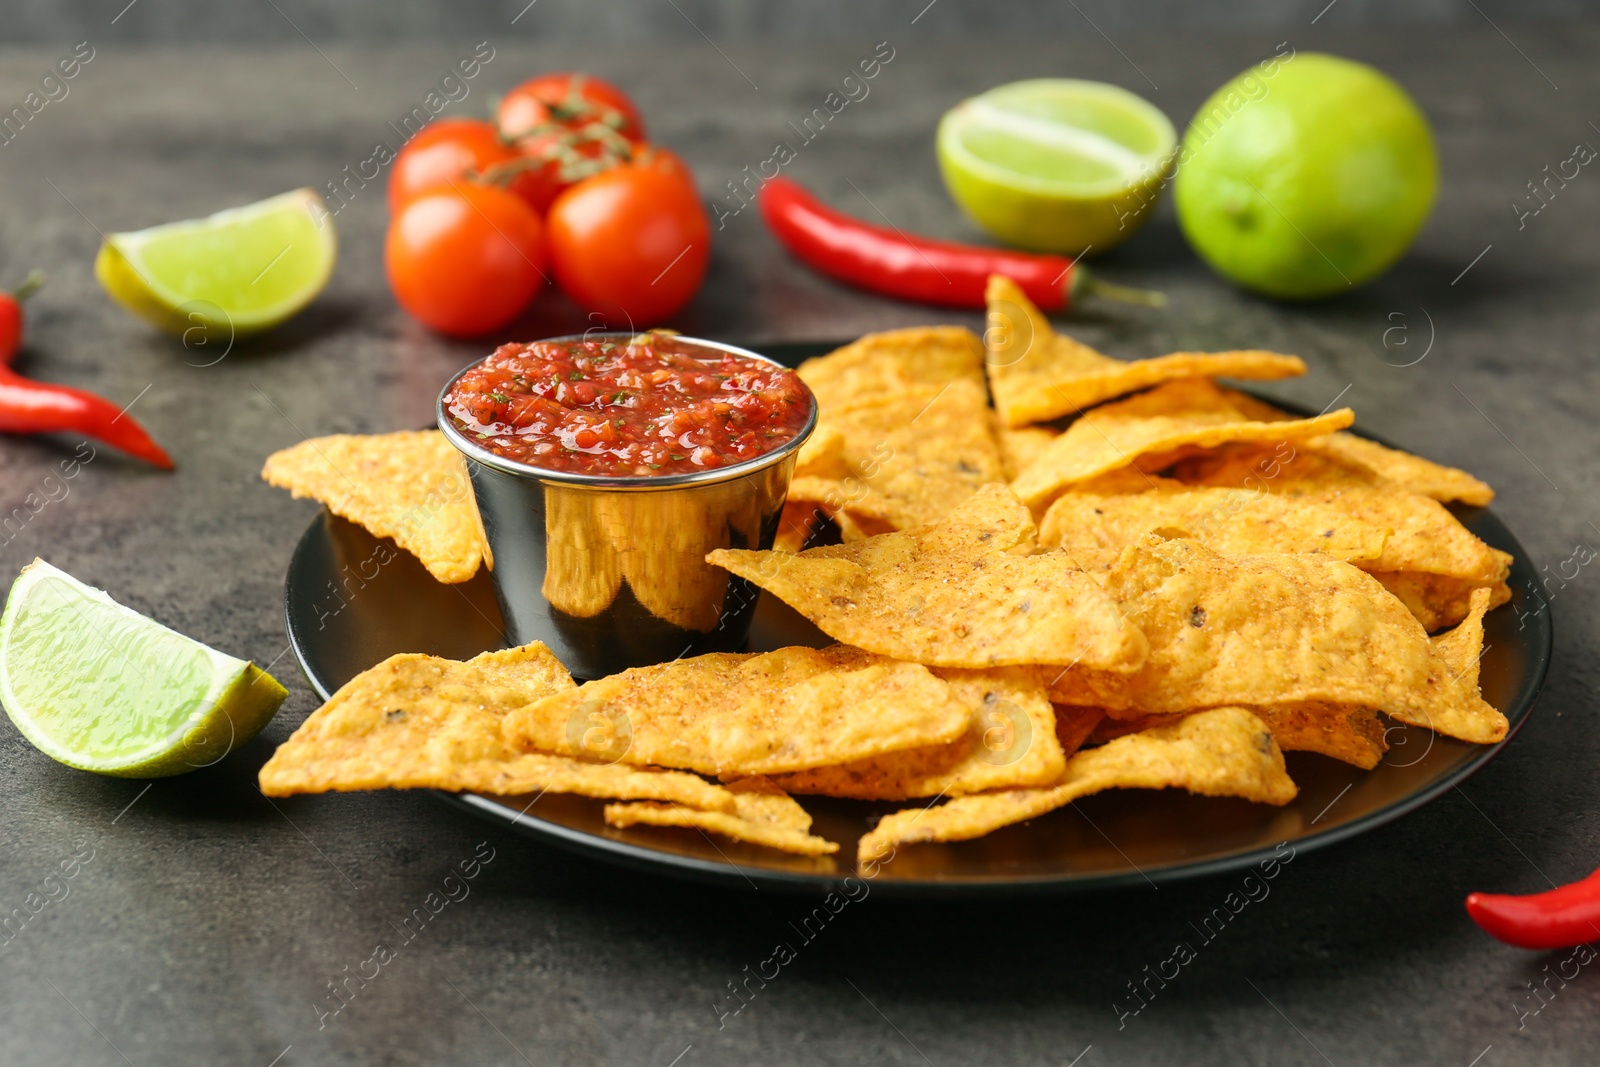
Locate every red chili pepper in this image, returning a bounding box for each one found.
[1466,867,1600,950]
[0,369,174,469]
[0,271,173,469]
[0,270,44,366]
[757,176,1163,312]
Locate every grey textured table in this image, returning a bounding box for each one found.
[1,23,1597,1067]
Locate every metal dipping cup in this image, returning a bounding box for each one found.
[437,335,818,680]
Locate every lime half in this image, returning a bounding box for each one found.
[0,560,287,778]
[96,187,336,341]
[937,79,1177,255]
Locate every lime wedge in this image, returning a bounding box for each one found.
[0,560,288,778]
[95,188,336,341]
[937,79,1176,255]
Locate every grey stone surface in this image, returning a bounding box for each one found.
[8,0,1600,45]
[0,21,1596,1067]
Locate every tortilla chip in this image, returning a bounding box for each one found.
[805,378,1006,533]
[1320,488,1508,580]
[858,707,1297,862]
[773,498,826,554]
[1387,586,1507,743]
[1371,569,1512,632]
[502,644,972,777]
[773,667,1066,800]
[708,485,1148,670]
[1045,537,1501,739]
[797,326,985,412]
[605,776,839,856]
[1433,586,1494,690]
[1039,481,1511,629]
[1170,438,1380,493]
[995,419,1061,481]
[1253,704,1388,769]
[1083,704,1388,768]
[1304,432,1494,507]
[1039,487,1390,564]
[1054,706,1105,757]
[794,424,849,480]
[1085,712,1185,745]
[1010,378,1354,508]
[983,275,1305,427]
[262,430,485,584]
[834,508,898,542]
[792,329,1002,533]
[1170,406,1495,508]
[1070,467,1189,495]
[258,644,738,812]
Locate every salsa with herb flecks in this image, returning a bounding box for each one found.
[444,334,813,476]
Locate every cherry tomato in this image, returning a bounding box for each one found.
[545,149,710,327]
[497,74,647,213]
[509,131,622,215]
[387,119,524,212]
[497,73,646,142]
[385,184,546,337]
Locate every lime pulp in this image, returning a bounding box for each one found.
[936,78,1177,255]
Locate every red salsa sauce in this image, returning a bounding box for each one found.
[444,334,813,477]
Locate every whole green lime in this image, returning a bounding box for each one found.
[1173,53,1437,299]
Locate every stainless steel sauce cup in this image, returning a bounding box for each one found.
[436,334,817,680]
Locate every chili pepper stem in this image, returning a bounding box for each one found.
[1070,268,1166,308]
[10,271,44,302]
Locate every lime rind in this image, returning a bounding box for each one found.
[96,187,336,338]
[0,560,287,778]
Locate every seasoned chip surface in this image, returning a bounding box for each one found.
[1045,537,1502,739]
[1040,487,1391,564]
[258,644,738,812]
[797,326,986,412]
[1252,703,1389,769]
[1403,586,1506,743]
[984,275,1306,427]
[792,329,1004,534]
[502,645,972,777]
[1010,379,1354,508]
[1172,422,1495,508]
[858,707,1297,863]
[1039,482,1509,629]
[1304,432,1495,507]
[604,776,839,856]
[788,379,1005,535]
[995,420,1061,481]
[772,667,1066,800]
[1371,569,1511,632]
[262,430,486,584]
[709,485,1148,670]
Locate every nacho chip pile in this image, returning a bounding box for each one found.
[260,276,1513,867]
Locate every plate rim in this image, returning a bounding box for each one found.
[281,348,1552,897]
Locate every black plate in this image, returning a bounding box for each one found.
[283,342,1551,896]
